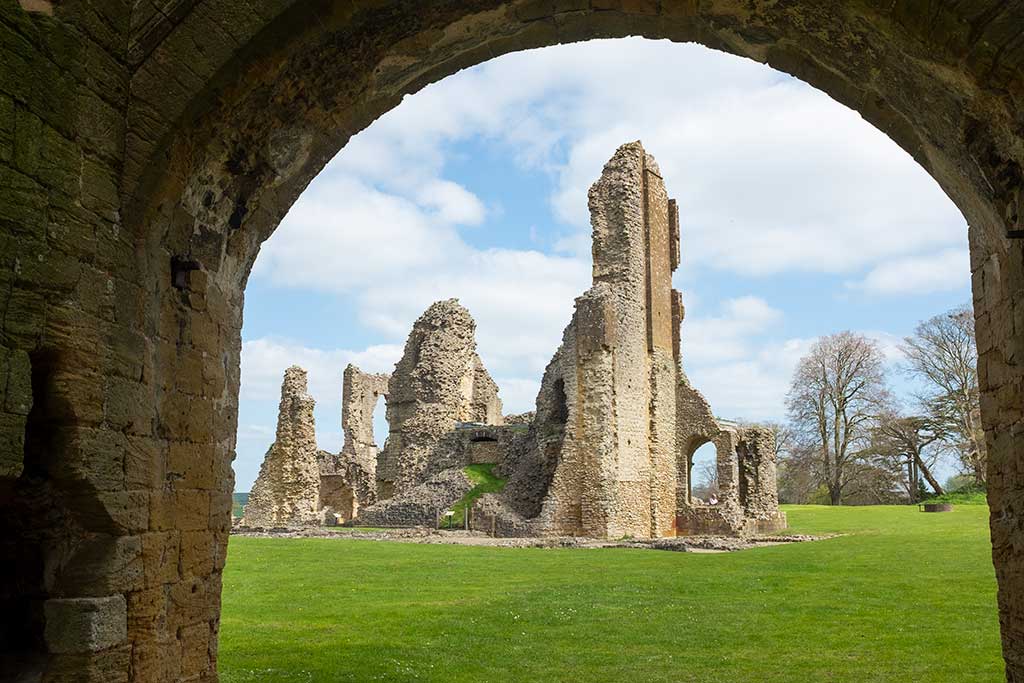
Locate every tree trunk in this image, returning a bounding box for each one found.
[829,481,842,505]
[915,454,945,495]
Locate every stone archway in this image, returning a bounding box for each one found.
[3,1,1023,680]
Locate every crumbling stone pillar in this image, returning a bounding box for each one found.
[524,142,681,539]
[736,425,785,530]
[376,299,502,497]
[241,366,322,527]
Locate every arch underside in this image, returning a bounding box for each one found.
[2,0,1024,680]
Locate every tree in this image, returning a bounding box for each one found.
[786,332,890,505]
[901,304,986,485]
[776,435,822,504]
[865,410,946,502]
[691,459,719,501]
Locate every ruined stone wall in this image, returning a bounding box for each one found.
[488,143,785,541]
[317,451,377,525]
[341,364,389,469]
[736,425,783,523]
[499,142,681,539]
[356,469,472,528]
[316,364,390,523]
[469,356,503,425]
[242,367,321,527]
[376,299,501,497]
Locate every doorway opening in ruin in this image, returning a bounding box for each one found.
[371,393,387,452]
[689,442,719,504]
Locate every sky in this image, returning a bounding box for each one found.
[235,38,971,492]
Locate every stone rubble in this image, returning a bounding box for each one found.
[231,525,832,553]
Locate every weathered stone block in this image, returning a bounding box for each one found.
[13,103,42,176]
[179,530,216,578]
[58,534,144,595]
[4,348,32,415]
[143,529,182,586]
[44,596,127,654]
[168,440,215,490]
[178,621,212,678]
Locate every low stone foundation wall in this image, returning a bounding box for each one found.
[356,469,473,528]
[677,507,788,536]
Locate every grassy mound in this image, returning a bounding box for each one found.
[446,463,507,527]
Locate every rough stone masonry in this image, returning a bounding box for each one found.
[466,141,786,539]
[241,366,322,527]
[376,298,503,499]
[318,364,389,523]
[349,142,785,539]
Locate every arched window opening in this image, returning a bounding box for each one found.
[690,442,719,504]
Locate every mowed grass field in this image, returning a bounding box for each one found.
[220,505,1002,682]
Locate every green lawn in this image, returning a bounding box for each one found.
[220,505,1002,682]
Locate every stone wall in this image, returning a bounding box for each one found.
[356,468,472,528]
[486,142,683,539]
[341,364,389,471]
[469,143,786,541]
[241,367,321,527]
[376,299,502,497]
[736,425,784,525]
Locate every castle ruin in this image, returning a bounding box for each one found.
[243,142,784,538]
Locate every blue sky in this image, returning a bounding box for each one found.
[236,39,971,492]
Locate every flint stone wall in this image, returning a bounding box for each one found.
[501,142,681,539]
[474,143,784,540]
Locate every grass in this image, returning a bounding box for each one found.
[220,505,1002,682]
[447,463,507,527]
[922,490,989,505]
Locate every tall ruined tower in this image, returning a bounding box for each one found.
[525,141,683,538]
[455,142,785,539]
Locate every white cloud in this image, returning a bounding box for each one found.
[683,296,784,365]
[493,377,542,415]
[252,176,460,293]
[851,248,971,295]
[313,38,967,275]
[415,179,486,226]
[240,338,402,403]
[679,297,806,420]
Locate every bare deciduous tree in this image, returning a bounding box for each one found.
[786,332,890,505]
[901,304,986,485]
[865,411,946,501]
